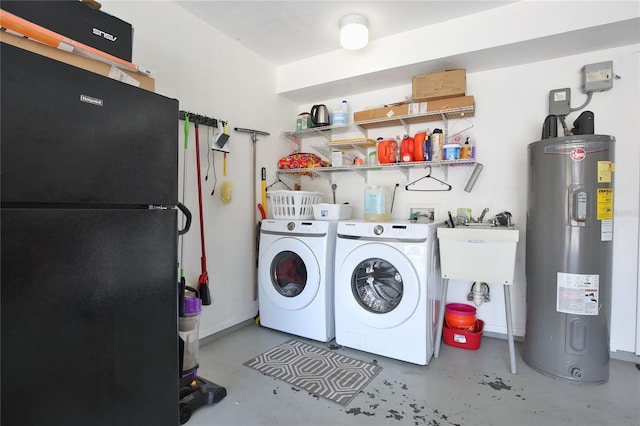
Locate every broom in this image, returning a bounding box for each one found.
[194,119,212,305]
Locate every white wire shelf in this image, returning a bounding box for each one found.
[277,158,476,181]
[284,105,475,139]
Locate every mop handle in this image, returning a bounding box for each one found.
[179,114,190,271]
[194,121,207,269]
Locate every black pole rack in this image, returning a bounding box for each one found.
[179,110,218,128]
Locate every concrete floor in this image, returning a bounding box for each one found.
[189,323,639,426]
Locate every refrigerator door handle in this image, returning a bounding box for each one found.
[177,202,192,235]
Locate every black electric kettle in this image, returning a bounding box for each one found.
[310,104,330,127]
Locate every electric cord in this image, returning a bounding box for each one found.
[210,151,218,196]
[570,92,593,112]
[204,126,218,195]
[390,183,399,214]
[205,126,212,180]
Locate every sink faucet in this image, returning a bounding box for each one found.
[478,208,489,223]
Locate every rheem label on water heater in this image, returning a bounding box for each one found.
[556,272,599,315]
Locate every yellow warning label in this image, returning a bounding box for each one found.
[597,161,614,183]
[597,188,613,220]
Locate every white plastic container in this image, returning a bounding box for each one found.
[332,100,349,125]
[312,203,352,220]
[443,143,461,160]
[364,185,391,222]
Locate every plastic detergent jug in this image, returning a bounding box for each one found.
[413,131,426,161]
[377,139,398,164]
[332,100,349,125]
[364,185,392,222]
[400,134,414,162]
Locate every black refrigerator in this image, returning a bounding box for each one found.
[1,44,180,425]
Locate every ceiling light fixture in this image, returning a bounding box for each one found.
[340,14,369,50]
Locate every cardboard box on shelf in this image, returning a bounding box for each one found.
[412,69,466,101]
[426,95,474,111]
[408,102,428,115]
[353,96,474,123]
[0,31,155,92]
[354,104,408,122]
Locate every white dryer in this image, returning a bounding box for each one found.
[334,221,443,365]
[258,219,338,342]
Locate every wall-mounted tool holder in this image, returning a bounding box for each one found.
[178,110,218,128]
[179,110,230,153]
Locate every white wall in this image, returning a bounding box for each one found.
[297,45,640,352]
[100,1,296,337]
[100,1,638,354]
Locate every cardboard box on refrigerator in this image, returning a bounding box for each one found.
[1,0,134,62]
[412,69,466,101]
[0,31,155,92]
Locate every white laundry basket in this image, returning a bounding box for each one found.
[269,190,323,219]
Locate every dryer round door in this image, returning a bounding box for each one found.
[259,237,320,311]
[337,242,420,329]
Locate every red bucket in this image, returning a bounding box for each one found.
[443,319,484,350]
[445,303,477,331]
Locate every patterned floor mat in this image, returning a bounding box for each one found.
[244,339,382,406]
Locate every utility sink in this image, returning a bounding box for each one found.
[435,224,520,374]
[437,226,519,285]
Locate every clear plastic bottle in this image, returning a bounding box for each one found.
[364,185,392,222]
[332,100,349,125]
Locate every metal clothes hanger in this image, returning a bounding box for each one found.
[266,175,292,191]
[405,166,452,192]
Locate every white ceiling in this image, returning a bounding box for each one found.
[173,1,518,66]
[171,1,639,103]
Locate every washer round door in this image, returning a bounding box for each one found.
[259,237,320,310]
[337,242,420,328]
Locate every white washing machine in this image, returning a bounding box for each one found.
[334,220,443,365]
[258,219,338,342]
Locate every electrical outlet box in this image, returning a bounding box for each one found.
[549,88,571,116]
[583,61,614,93]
